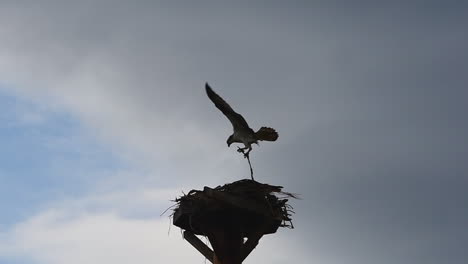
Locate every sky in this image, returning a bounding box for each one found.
[0,1,467,264]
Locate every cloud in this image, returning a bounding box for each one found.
[0,1,256,186]
[0,199,198,264]
[0,183,198,263]
[1,1,468,264]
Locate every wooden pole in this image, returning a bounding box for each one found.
[183,231,214,263]
[208,228,243,264]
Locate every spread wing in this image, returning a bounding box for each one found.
[205,83,251,132]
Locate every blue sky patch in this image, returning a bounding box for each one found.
[0,89,126,228]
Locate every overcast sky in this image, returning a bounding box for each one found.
[0,1,467,264]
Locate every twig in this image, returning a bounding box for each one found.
[237,147,255,181]
[245,153,254,181]
[160,203,178,216]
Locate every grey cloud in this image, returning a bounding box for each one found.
[1,1,467,264]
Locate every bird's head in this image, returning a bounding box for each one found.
[227,135,234,147]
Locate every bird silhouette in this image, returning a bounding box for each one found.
[205,83,278,157]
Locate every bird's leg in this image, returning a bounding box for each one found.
[243,146,252,158]
[237,146,248,153]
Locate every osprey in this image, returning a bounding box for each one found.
[205,83,278,157]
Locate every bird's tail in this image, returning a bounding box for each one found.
[255,127,279,141]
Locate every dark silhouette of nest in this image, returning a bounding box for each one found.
[172,179,298,237]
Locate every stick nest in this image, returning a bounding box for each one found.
[172,179,298,233]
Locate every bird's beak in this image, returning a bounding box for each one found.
[227,142,231,147]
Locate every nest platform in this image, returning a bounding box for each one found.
[172,179,296,263]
